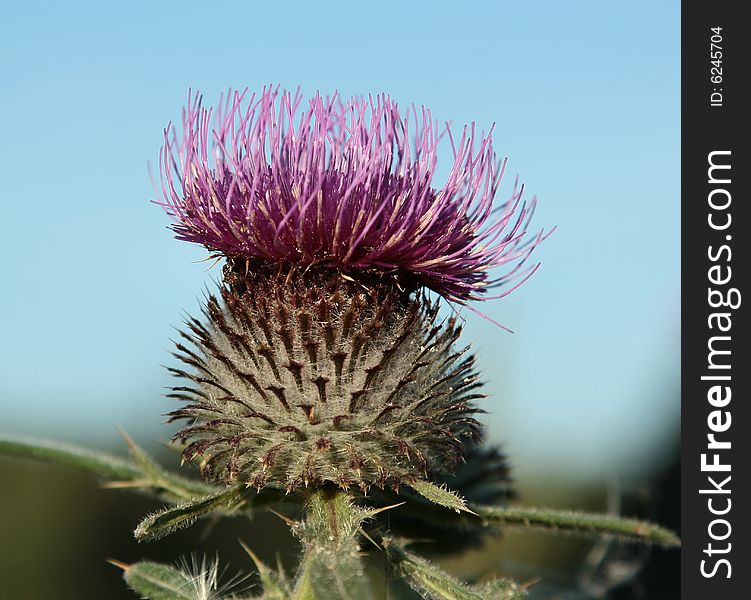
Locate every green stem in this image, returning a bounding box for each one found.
[387,542,525,600]
[291,487,373,600]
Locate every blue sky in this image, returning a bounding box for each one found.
[0,1,679,481]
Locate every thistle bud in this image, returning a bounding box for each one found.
[169,261,482,492]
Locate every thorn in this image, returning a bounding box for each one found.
[238,539,263,570]
[107,559,130,571]
[394,536,437,546]
[160,441,182,454]
[117,427,137,450]
[366,502,406,516]
[521,576,542,590]
[267,508,296,526]
[100,480,149,490]
[358,527,382,550]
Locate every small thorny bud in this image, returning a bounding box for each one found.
[169,261,483,492]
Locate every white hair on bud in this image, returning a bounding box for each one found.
[175,553,249,600]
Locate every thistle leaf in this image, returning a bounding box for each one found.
[409,480,475,514]
[473,505,680,546]
[390,544,525,600]
[122,561,204,600]
[120,429,211,500]
[0,436,141,480]
[135,487,245,542]
[0,435,216,501]
[239,541,291,599]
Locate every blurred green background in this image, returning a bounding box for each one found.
[1,0,679,597]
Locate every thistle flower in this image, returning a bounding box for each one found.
[168,261,483,492]
[158,86,547,304]
[160,86,545,495]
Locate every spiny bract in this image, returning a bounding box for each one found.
[168,262,483,492]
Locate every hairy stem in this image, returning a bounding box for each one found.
[292,487,373,600]
[474,505,680,546]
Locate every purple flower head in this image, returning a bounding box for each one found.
[157,86,548,305]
